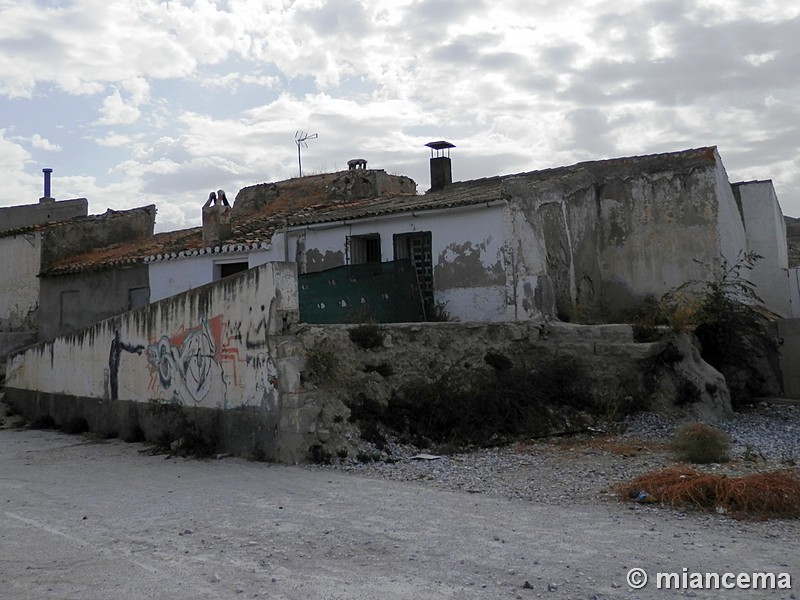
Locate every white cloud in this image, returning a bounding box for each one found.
[30,133,62,152]
[96,89,142,125]
[0,129,37,205]
[95,131,138,147]
[1,0,799,226]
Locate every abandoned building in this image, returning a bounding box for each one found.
[25,145,797,332]
[3,146,799,462]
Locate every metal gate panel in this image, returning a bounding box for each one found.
[298,259,425,324]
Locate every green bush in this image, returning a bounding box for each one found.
[672,422,730,464]
[385,355,596,447]
[663,251,779,408]
[304,340,342,384]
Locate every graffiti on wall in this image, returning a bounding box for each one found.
[109,329,145,401]
[243,353,279,410]
[146,316,228,407]
[109,302,280,409]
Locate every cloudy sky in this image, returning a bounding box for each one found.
[2,0,799,232]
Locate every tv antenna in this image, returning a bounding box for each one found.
[295,131,318,177]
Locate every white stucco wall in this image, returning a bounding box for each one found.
[0,232,41,331]
[149,248,272,302]
[735,180,792,317]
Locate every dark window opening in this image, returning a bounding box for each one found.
[216,261,249,280]
[348,234,381,264]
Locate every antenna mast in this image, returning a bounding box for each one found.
[295,131,318,177]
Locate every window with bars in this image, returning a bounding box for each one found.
[348,234,382,264]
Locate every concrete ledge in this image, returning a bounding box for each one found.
[4,388,280,460]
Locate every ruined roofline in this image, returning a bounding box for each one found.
[41,226,203,276]
[425,146,720,193]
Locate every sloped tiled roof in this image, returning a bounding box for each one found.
[41,146,720,275]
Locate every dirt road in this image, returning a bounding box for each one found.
[0,428,797,599]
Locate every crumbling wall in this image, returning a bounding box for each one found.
[6,262,317,463]
[40,205,156,270]
[233,170,416,217]
[508,148,748,319]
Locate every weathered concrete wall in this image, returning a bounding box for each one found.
[0,198,88,233]
[0,232,41,332]
[508,148,749,318]
[6,262,317,463]
[38,264,150,341]
[733,180,792,317]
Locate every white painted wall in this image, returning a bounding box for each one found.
[297,203,513,321]
[8,262,298,410]
[147,205,514,323]
[735,180,792,317]
[0,232,41,330]
[149,248,272,302]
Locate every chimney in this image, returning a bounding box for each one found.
[39,168,55,203]
[202,199,232,246]
[425,141,455,192]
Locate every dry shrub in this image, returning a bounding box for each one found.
[615,466,800,520]
[672,422,730,464]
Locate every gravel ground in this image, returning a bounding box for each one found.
[315,402,800,509]
[1,400,798,599]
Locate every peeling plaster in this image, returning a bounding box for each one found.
[305,248,345,273]
[434,241,506,289]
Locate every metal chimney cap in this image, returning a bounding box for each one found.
[425,141,455,150]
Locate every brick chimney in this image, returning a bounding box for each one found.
[425,141,455,192]
[202,202,232,245]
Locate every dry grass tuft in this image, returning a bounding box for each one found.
[615,466,800,520]
[672,422,730,464]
